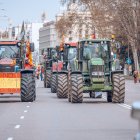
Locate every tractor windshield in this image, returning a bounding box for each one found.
[68,47,77,60]
[0,45,20,59]
[83,42,108,60]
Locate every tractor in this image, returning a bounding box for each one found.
[68,39,125,103]
[52,42,77,98]
[43,47,58,88]
[0,40,36,102]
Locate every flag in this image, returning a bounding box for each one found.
[20,21,25,41]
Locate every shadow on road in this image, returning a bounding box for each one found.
[0,95,21,103]
[0,100,21,103]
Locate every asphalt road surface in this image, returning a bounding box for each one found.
[0,80,139,140]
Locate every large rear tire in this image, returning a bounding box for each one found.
[51,74,57,93]
[112,74,125,103]
[57,74,68,98]
[21,73,36,102]
[71,74,83,103]
[46,71,51,88]
[44,74,46,88]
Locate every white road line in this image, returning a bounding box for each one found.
[102,94,132,110]
[26,106,30,108]
[7,137,13,140]
[14,125,20,129]
[118,104,132,110]
[24,110,28,113]
[20,116,24,119]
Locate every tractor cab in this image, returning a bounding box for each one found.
[0,41,21,72]
[78,39,111,75]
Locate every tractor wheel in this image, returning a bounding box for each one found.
[51,74,57,93]
[46,71,51,88]
[68,81,72,102]
[44,74,46,88]
[21,73,36,102]
[57,74,68,98]
[71,74,83,103]
[112,74,125,103]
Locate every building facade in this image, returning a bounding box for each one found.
[39,21,59,63]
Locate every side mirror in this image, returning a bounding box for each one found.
[131,102,140,120]
[30,43,35,52]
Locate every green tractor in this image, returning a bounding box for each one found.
[68,39,125,103]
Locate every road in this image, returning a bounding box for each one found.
[0,80,139,140]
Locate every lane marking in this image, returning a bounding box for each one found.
[20,116,24,119]
[118,104,132,110]
[102,94,132,110]
[14,125,20,129]
[26,106,30,108]
[7,137,13,140]
[24,110,28,113]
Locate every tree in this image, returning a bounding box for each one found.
[62,0,140,71]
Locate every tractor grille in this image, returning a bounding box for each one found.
[90,65,104,78]
[0,65,15,72]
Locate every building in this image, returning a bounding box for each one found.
[39,21,59,63]
[56,2,96,43]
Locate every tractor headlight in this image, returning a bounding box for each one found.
[92,72,98,76]
[92,71,104,76]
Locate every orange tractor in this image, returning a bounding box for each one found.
[0,40,36,102]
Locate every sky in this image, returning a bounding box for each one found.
[0,0,60,29]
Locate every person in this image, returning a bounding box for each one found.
[40,66,44,81]
[36,66,40,79]
[41,66,44,81]
[133,70,138,83]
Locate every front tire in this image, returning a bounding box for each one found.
[112,74,125,103]
[21,73,36,102]
[71,74,83,103]
[46,71,51,88]
[51,74,57,93]
[57,74,68,98]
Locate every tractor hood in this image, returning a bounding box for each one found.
[89,58,104,66]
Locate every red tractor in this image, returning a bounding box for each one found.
[51,42,77,99]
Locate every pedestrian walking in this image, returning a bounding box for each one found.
[133,70,138,83]
[40,66,44,81]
